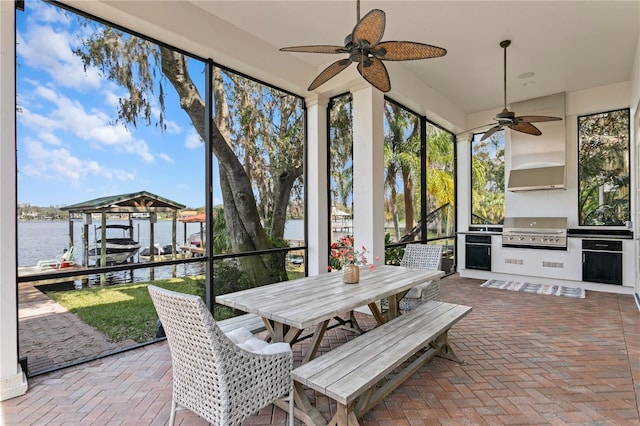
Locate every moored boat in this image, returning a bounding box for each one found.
[88,224,141,265]
[140,244,165,257]
[187,231,205,247]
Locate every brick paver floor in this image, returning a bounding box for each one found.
[3,274,639,425]
[18,282,137,375]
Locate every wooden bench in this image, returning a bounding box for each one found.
[217,313,266,334]
[291,300,472,426]
[157,313,265,339]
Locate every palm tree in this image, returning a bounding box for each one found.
[383,102,420,239]
[425,124,455,237]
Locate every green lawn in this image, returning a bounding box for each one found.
[47,276,205,343]
[46,265,305,344]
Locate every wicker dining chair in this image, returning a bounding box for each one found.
[148,285,294,426]
[398,243,443,311]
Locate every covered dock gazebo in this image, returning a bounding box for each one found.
[178,212,205,254]
[61,191,186,268]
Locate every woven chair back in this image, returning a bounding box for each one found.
[148,285,291,426]
[400,244,443,271]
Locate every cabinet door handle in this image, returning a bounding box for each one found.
[582,253,585,263]
[488,247,491,256]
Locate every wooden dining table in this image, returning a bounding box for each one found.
[216,265,444,362]
[216,265,444,425]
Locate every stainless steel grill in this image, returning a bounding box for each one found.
[502,217,567,250]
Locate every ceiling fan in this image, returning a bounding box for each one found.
[279,0,447,93]
[480,40,562,141]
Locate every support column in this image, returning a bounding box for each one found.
[0,0,28,400]
[305,94,329,275]
[352,86,385,264]
[455,133,473,233]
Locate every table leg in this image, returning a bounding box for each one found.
[269,320,285,342]
[348,311,364,334]
[264,320,302,345]
[302,319,329,363]
[367,302,385,325]
[387,294,400,320]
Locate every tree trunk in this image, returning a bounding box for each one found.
[402,168,415,234]
[161,50,286,285]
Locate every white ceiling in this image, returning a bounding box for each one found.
[190,1,638,114]
[74,1,638,129]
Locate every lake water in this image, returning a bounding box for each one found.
[18,219,306,267]
[18,219,305,285]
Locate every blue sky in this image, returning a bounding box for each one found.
[16,1,209,209]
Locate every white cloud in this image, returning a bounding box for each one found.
[23,138,135,185]
[39,132,63,146]
[120,139,154,163]
[34,85,58,102]
[27,1,71,26]
[185,129,203,149]
[19,107,61,135]
[21,87,155,163]
[158,153,175,164]
[102,88,122,109]
[164,120,182,134]
[17,23,101,90]
[150,103,182,135]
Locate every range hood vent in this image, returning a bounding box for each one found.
[507,165,565,192]
[507,93,566,192]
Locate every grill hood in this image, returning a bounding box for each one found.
[507,93,566,192]
[507,165,565,192]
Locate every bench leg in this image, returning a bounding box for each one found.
[433,331,464,364]
[351,333,464,421]
[329,402,360,426]
[275,382,326,426]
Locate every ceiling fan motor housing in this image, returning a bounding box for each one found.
[344,33,355,48]
[496,108,516,122]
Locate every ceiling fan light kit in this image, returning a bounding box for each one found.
[280,1,446,93]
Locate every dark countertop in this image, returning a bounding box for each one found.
[567,229,633,240]
[458,229,633,239]
[459,226,503,236]
[458,231,502,236]
[568,235,634,240]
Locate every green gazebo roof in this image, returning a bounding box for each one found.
[61,191,186,213]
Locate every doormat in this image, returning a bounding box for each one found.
[481,279,585,298]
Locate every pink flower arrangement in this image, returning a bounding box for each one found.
[329,235,380,271]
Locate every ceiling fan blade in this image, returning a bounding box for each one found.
[280,45,348,54]
[517,115,563,123]
[308,59,352,91]
[352,9,385,46]
[480,125,503,141]
[357,56,391,92]
[375,41,447,61]
[510,121,542,136]
[455,123,495,136]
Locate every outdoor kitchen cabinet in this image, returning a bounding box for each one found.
[582,239,623,285]
[465,235,492,271]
